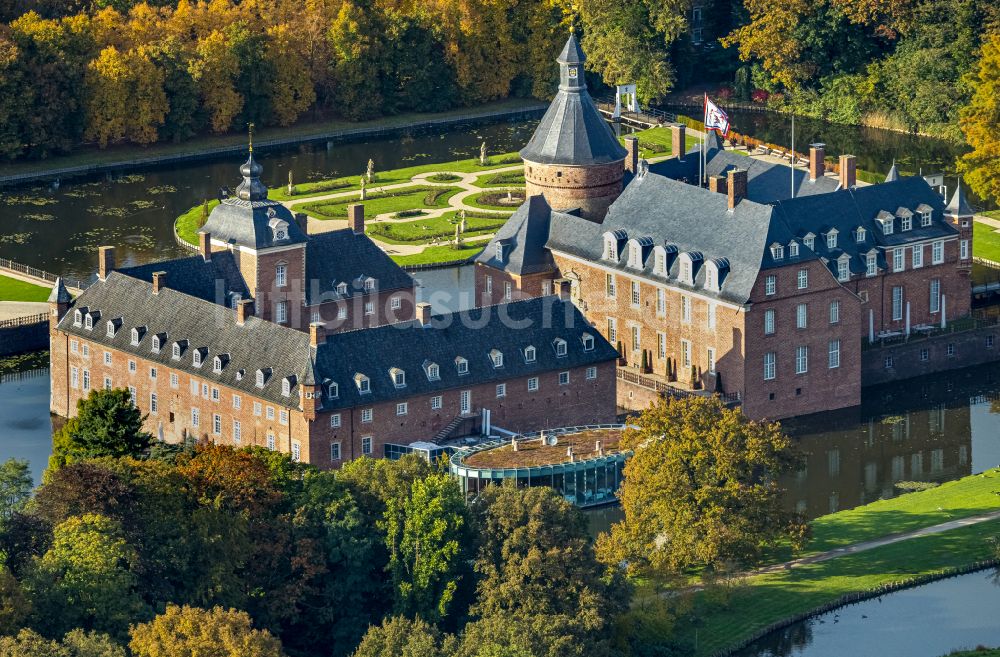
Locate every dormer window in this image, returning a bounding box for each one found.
[336,282,348,295]
[855,227,867,243]
[770,244,784,261]
[917,205,933,227]
[363,278,375,292]
[130,328,142,346]
[281,376,295,397]
[326,381,339,398]
[390,367,406,388]
[495,242,505,262]
[553,338,567,357]
[106,320,118,338]
[582,333,595,351]
[236,369,245,381]
[837,255,851,282]
[192,348,206,368]
[789,241,799,258]
[455,357,468,375]
[896,208,913,232]
[172,343,181,359]
[73,310,83,327]
[866,251,878,277]
[705,258,728,292]
[354,373,370,393]
[877,211,894,235]
[423,361,440,381]
[213,354,228,373]
[826,229,838,249]
[653,249,666,275]
[268,216,289,242]
[524,346,536,363]
[803,233,815,250]
[256,369,269,388]
[84,314,93,330]
[602,230,626,262]
[151,334,163,353]
[489,349,503,368]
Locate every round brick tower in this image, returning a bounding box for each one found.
[520,33,627,222]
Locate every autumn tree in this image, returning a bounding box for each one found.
[84,45,129,146]
[0,458,32,520]
[0,628,124,657]
[129,604,287,657]
[351,616,455,657]
[264,24,315,126]
[598,396,808,579]
[959,31,1000,204]
[189,29,242,133]
[50,389,152,470]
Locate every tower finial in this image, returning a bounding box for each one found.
[248,122,255,154]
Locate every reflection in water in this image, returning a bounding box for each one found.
[735,570,1000,657]
[0,367,56,485]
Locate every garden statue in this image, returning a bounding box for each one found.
[287,170,294,195]
[360,175,367,201]
[367,158,375,182]
[480,141,487,165]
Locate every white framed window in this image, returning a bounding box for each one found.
[363,278,375,292]
[331,442,341,461]
[828,340,840,369]
[82,343,89,357]
[396,402,408,416]
[605,274,616,298]
[233,420,241,444]
[658,332,666,359]
[681,339,691,368]
[431,396,442,410]
[391,368,406,387]
[456,357,468,375]
[765,275,776,296]
[680,258,693,283]
[128,359,136,373]
[254,402,262,416]
[276,301,288,323]
[170,373,178,388]
[527,377,539,391]
[356,374,370,393]
[103,351,112,365]
[880,218,894,235]
[151,335,161,352]
[960,239,969,260]
[212,413,221,435]
[391,296,401,310]
[127,385,136,405]
[364,301,374,315]
[764,309,775,335]
[582,334,595,351]
[150,367,157,380]
[104,376,112,390]
[82,369,90,391]
[73,310,82,327]
[361,436,372,455]
[796,303,807,329]
[930,279,941,313]
[586,366,597,380]
[213,356,223,373]
[266,406,275,420]
[191,407,200,427]
[631,280,640,307]
[607,317,617,344]
[279,409,288,426]
[485,276,492,294]
[106,321,115,338]
[826,231,838,249]
[522,346,536,363]
[764,352,776,381]
[656,288,666,316]
[503,282,512,301]
[331,413,341,428]
[856,227,866,243]
[921,211,932,227]
[912,244,924,268]
[797,269,808,290]
[893,248,904,272]
[131,329,140,346]
[789,242,799,258]
[172,343,181,359]
[495,242,504,261]
[490,350,504,368]
[211,387,220,402]
[460,390,471,414]
[771,244,784,261]
[337,307,347,320]
[837,259,849,282]
[559,371,570,385]
[901,215,912,232]
[542,280,552,296]
[707,303,716,329]
[804,234,815,250]
[829,300,840,324]
[266,433,275,450]
[361,408,373,423]
[70,339,78,354]
[866,253,878,277]
[554,338,567,357]
[892,286,903,321]
[654,250,666,275]
[932,240,944,264]
[631,325,640,352]
[796,346,809,374]
[496,383,506,398]
[628,242,642,268]
[291,441,301,462]
[681,296,691,323]
[233,394,241,410]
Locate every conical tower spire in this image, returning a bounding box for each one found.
[885,160,899,183]
[47,277,71,304]
[945,179,974,217]
[557,32,587,93]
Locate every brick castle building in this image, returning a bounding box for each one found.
[49,151,618,467]
[476,34,974,419]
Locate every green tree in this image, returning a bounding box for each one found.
[189,29,243,133]
[0,458,32,520]
[129,604,286,657]
[26,513,147,639]
[959,31,1000,204]
[384,473,471,624]
[351,615,454,657]
[327,1,385,120]
[598,396,808,578]
[50,388,152,470]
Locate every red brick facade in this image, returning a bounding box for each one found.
[523,160,624,221]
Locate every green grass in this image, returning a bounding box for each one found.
[466,189,525,210]
[367,212,508,244]
[299,186,460,220]
[681,518,1000,657]
[0,98,542,180]
[624,127,702,159]
[389,241,487,266]
[175,199,219,246]
[975,220,1000,262]
[473,170,526,188]
[985,210,1000,220]
[271,154,522,201]
[0,273,53,302]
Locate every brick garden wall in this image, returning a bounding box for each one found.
[0,314,48,357]
[862,326,1000,386]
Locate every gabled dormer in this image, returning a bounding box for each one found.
[854,226,867,243]
[916,203,934,227]
[389,367,406,388]
[704,258,730,292]
[824,228,839,249]
[626,237,653,270]
[602,230,627,262]
[788,240,800,258]
[677,251,703,284]
[802,232,816,251]
[876,211,894,235]
[423,360,440,381]
[106,318,122,338]
[895,207,913,231]
[353,372,370,393]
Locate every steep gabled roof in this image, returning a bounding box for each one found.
[48,277,72,304]
[305,229,415,304]
[118,251,249,306]
[475,195,559,275]
[945,180,974,217]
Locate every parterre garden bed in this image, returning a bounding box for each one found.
[472,189,526,209]
[299,186,460,220]
[367,211,508,244]
[389,241,487,266]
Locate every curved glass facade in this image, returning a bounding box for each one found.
[450,425,629,507]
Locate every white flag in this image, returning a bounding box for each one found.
[704,95,731,136]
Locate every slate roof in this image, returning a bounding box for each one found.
[118,251,250,307]
[58,272,314,408]
[945,181,974,217]
[48,277,71,304]
[313,296,617,411]
[201,153,309,250]
[475,195,561,275]
[885,162,900,182]
[305,229,416,304]
[519,35,627,167]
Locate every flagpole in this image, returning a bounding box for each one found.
[791,113,795,199]
[702,93,707,187]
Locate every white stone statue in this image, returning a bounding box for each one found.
[366,158,375,182]
[480,141,487,166]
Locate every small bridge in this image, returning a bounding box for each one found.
[593,96,678,130]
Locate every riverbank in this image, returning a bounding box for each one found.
[0,99,546,187]
[662,469,1000,656]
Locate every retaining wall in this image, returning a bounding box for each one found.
[862,325,1000,386]
[0,314,48,357]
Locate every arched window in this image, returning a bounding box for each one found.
[106,321,116,338]
[213,356,223,373]
[192,349,203,367]
[256,369,267,388]
[172,343,181,359]
[282,378,292,396]
[131,328,140,345]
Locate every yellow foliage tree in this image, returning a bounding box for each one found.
[265,24,315,126]
[959,32,1000,205]
[126,46,169,144]
[189,30,243,133]
[85,45,130,147]
[129,604,287,657]
[720,0,812,89]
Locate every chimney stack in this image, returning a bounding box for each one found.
[347,204,364,235]
[98,246,115,281]
[809,143,826,182]
[670,123,687,159]
[152,271,166,294]
[839,154,857,189]
[416,302,432,326]
[295,212,309,235]
[198,231,212,262]
[623,136,640,174]
[236,299,254,326]
[727,169,747,210]
[309,321,325,347]
[709,175,727,195]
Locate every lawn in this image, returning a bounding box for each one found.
[974,219,1000,262]
[299,186,460,220]
[0,273,53,302]
[389,241,487,267]
[466,189,525,210]
[681,517,1000,657]
[271,154,522,201]
[473,170,526,188]
[624,127,702,159]
[367,211,508,244]
[175,199,219,246]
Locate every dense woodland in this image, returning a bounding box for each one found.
[0,390,806,657]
